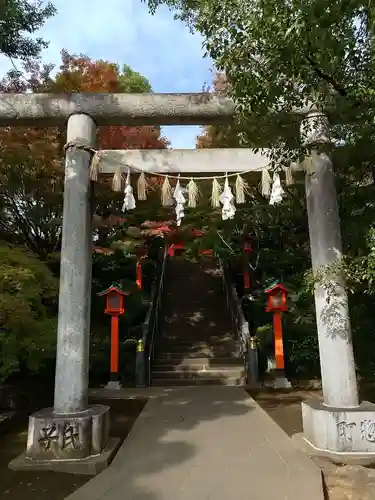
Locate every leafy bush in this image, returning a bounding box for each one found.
[0,244,58,383]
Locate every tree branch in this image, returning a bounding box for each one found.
[305,53,347,97]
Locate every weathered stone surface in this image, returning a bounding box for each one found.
[302,398,375,455]
[304,145,358,408]
[105,381,122,390]
[8,405,119,474]
[273,374,292,389]
[9,438,120,475]
[0,93,316,128]
[0,93,235,126]
[99,148,276,174]
[26,405,110,460]
[54,113,96,414]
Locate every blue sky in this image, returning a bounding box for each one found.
[0,0,214,148]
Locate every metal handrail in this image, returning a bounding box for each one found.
[219,259,250,355]
[147,246,167,386]
[219,259,259,387]
[135,245,168,387]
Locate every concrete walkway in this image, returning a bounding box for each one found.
[66,387,324,500]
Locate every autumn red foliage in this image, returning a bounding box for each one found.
[52,50,169,150]
[0,50,169,155]
[0,52,170,256]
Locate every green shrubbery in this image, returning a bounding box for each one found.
[0,241,159,386]
[0,244,58,383]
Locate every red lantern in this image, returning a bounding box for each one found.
[243,241,252,253]
[265,283,288,370]
[97,285,131,382]
[265,283,288,313]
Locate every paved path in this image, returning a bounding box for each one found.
[66,387,324,500]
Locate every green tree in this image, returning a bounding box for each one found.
[144,0,375,163]
[0,244,58,383]
[0,0,56,60]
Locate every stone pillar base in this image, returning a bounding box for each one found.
[301,398,375,460]
[105,380,122,390]
[8,405,120,474]
[269,369,291,389]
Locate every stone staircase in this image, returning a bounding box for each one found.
[152,258,245,386]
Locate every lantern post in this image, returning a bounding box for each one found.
[264,281,291,389]
[97,284,131,389]
[136,259,143,290]
[135,247,147,290]
[242,236,252,292]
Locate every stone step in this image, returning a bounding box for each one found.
[152,368,245,379]
[155,351,240,361]
[155,347,238,355]
[156,340,239,350]
[151,376,245,387]
[154,351,241,360]
[155,351,239,358]
[156,336,237,347]
[159,334,234,341]
[153,356,244,367]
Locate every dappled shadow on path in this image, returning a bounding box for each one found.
[69,388,253,500]
[70,259,256,498]
[69,257,318,499]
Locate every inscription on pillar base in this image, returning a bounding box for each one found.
[302,398,375,454]
[9,405,120,474]
[8,404,119,475]
[25,405,109,460]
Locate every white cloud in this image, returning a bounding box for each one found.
[0,0,213,148]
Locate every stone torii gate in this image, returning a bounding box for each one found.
[4,93,375,473]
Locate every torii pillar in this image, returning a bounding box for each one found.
[298,109,375,460]
[9,114,119,474]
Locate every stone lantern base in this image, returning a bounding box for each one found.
[293,398,375,464]
[9,405,120,474]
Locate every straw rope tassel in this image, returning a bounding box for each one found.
[122,167,136,211]
[302,153,317,174]
[187,178,199,208]
[283,166,294,186]
[112,168,122,192]
[90,152,101,181]
[161,175,173,206]
[235,174,249,204]
[261,169,272,197]
[137,171,148,200]
[211,178,222,208]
